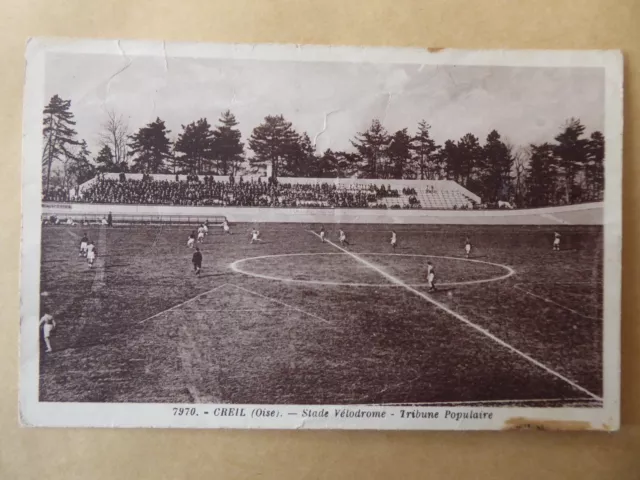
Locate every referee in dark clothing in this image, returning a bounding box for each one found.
[192,247,203,276]
[107,211,113,227]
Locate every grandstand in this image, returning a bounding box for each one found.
[379,189,476,210]
[60,173,480,210]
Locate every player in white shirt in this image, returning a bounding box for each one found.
[426,261,437,292]
[390,230,397,250]
[101,217,108,226]
[39,312,56,353]
[202,222,209,236]
[222,220,231,235]
[339,229,350,247]
[250,228,261,244]
[187,231,196,248]
[464,236,472,258]
[319,226,326,243]
[553,232,561,251]
[197,226,205,243]
[66,218,76,226]
[86,241,96,267]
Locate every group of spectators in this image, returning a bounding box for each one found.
[42,186,70,202]
[45,174,488,210]
[407,195,420,207]
[367,184,400,198]
[78,175,373,208]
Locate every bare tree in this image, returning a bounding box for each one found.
[99,109,130,169]
[512,145,530,207]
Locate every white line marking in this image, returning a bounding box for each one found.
[137,282,334,327]
[65,229,80,239]
[513,284,600,320]
[62,369,130,375]
[227,284,334,326]
[178,323,219,404]
[540,213,570,224]
[91,226,107,290]
[177,309,286,312]
[150,224,164,250]
[137,284,230,324]
[71,227,107,349]
[308,230,603,401]
[375,397,602,406]
[523,281,603,286]
[186,385,205,403]
[230,252,515,288]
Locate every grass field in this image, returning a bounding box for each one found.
[38,222,604,407]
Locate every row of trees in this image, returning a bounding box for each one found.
[42,94,605,206]
[525,125,604,206]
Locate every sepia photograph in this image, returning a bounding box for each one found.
[20,40,622,430]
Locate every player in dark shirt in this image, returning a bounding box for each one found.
[79,233,89,257]
[427,261,437,292]
[192,247,203,276]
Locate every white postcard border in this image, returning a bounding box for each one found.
[20,39,623,430]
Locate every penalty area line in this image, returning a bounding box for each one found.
[227,284,334,326]
[307,230,603,402]
[513,284,600,320]
[137,283,230,324]
[65,229,80,239]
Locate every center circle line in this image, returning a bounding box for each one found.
[229,252,516,287]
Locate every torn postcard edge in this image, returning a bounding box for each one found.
[21,38,622,430]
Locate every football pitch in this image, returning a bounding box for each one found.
[39,222,604,407]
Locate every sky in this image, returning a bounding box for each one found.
[44,52,605,157]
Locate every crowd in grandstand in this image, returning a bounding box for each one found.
[41,174,495,209]
[44,186,71,203]
[72,175,378,208]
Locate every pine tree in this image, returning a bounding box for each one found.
[554,118,589,204]
[456,133,483,188]
[248,115,300,179]
[174,118,216,173]
[440,135,484,188]
[526,143,557,207]
[482,130,514,202]
[67,140,96,187]
[388,129,414,179]
[310,149,337,177]
[42,95,79,195]
[334,151,360,178]
[128,118,172,173]
[285,133,318,177]
[350,119,391,178]
[585,131,605,201]
[440,140,460,182]
[94,145,115,173]
[411,121,440,179]
[212,110,244,175]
